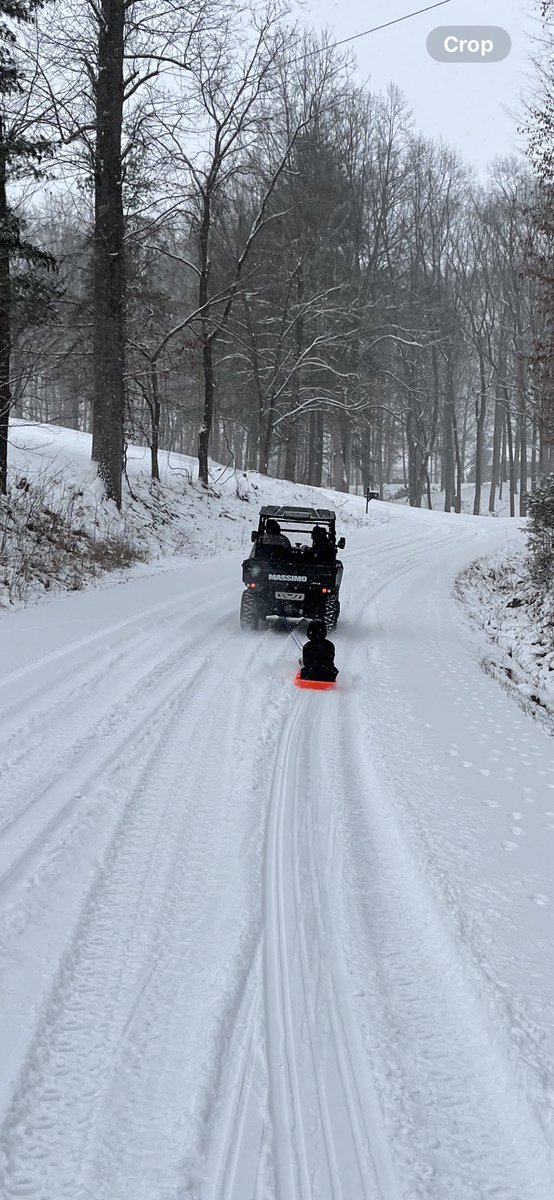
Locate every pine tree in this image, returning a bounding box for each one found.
[0,0,54,495]
[527,473,554,588]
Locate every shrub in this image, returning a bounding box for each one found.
[527,474,554,590]
[0,472,146,607]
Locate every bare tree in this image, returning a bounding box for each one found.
[524,0,554,478]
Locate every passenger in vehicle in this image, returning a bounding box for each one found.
[261,519,292,551]
[309,524,336,563]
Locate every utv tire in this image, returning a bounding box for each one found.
[324,594,340,631]
[240,589,260,630]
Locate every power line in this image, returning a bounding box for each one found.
[291,0,453,64]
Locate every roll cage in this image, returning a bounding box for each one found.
[251,505,345,554]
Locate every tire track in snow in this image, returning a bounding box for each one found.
[262,694,400,1200]
[263,695,313,1199]
[289,721,355,1200]
[0,687,201,1200]
[334,701,554,1200]
[0,609,280,1200]
[0,576,221,694]
[75,629,293,1200]
[295,711,401,1200]
[0,589,229,826]
[212,527,461,1200]
[0,623,236,1123]
[0,568,251,891]
[0,608,233,903]
[325,529,554,1199]
[209,977,265,1200]
[0,522,483,1199]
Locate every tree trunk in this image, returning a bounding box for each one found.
[150,361,160,482]
[418,344,440,508]
[284,428,296,481]
[276,436,285,478]
[514,425,520,496]
[260,397,277,475]
[308,408,323,486]
[452,401,462,514]
[488,385,503,513]
[519,400,527,517]
[91,0,126,508]
[445,361,462,513]
[332,419,343,491]
[0,123,10,496]
[539,420,552,476]
[530,414,538,488]
[340,407,351,492]
[384,417,394,484]
[361,423,372,491]
[499,417,507,499]
[443,379,455,512]
[376,410,385,499]
[211,414,219,464]
[505,406,516,517]
[246,405,260,471]
[198,330,215,486]
[197,180,214,486]
[406,410,418,506]
[283,265,304,486]
[473,353,487,515]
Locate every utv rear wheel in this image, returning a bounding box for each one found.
[324,594,340,631]
[240,589,260,630]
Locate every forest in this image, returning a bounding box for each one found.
[0,0,553,516]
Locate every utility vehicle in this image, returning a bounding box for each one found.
[240,505,345,631]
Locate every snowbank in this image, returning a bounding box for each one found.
[455,545,554,728]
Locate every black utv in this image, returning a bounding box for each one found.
[240,505,345,631]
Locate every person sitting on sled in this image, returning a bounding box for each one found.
[300,619,339,682]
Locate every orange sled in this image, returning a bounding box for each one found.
[294,670,336,691]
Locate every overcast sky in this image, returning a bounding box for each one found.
[295,0,539,176]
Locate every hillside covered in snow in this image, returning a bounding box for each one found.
[1,475,554,1199]
[1,420,552,723]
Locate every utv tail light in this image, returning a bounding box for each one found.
[250,582,256,588]
[321,587,328,593]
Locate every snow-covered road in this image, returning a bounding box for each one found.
[1,507,554,1200]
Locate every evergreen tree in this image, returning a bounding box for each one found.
[0,0,54,495]
[527,473,554,588]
